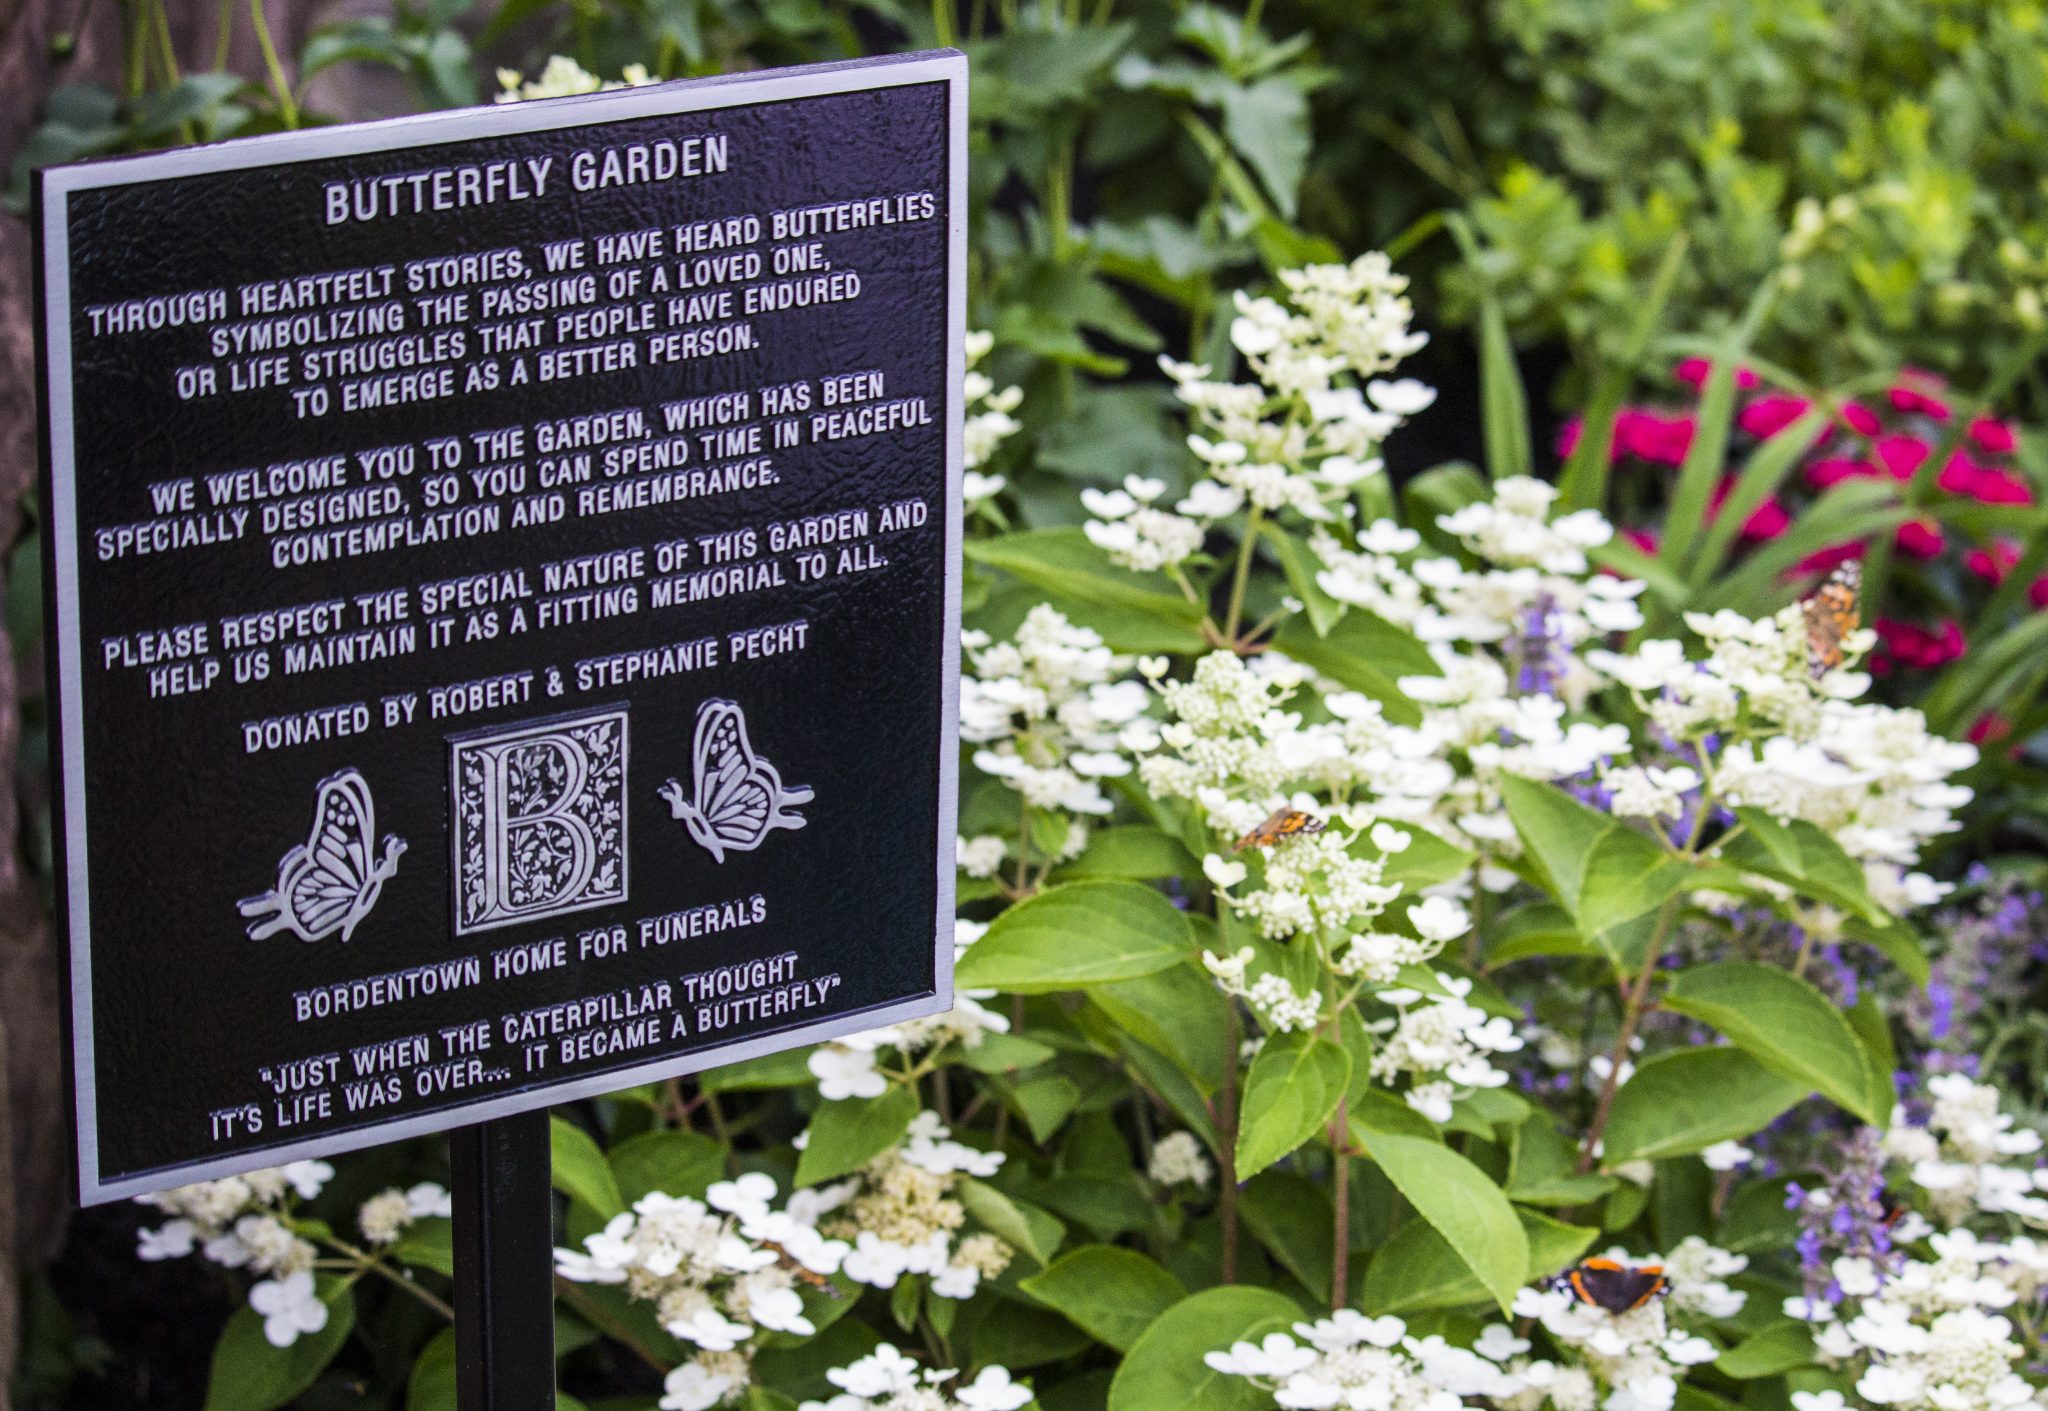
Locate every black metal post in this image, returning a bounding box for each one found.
[452,1111,558,1411]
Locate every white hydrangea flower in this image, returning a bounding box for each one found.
[1148,1131,1214,1188]
[248,1270,328,1349]
[495,55,654,102]
[1368,974,1526,1120]
[962,331,1024,473]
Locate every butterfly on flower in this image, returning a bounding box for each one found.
[1554,1257,1670,1315]
[1232,808,1327,853]
[1802,559,1862,678]
[760,1241,843,1297]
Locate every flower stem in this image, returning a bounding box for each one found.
[1218,1001,1242,1283]
[1576,895,1679,1174]
[319,1236,456,1320]
[248,0,297,128]
[1330,1095,1350,1309]
[1223,508,1264,646]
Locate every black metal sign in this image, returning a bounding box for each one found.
[37,52,964,1204]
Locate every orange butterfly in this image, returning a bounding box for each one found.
[1233,808,1327,852]
[1802,560,1862,678]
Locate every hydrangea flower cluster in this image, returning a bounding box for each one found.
[1775,1079,2048,1411]
[554,1171,847,1384]
[1883,1075,2048,1227]
[494,55,654,101]
[1147,1130,1214,1188]
[1509,1239,1748,1411]
[960,605,1148,834]
[133,1160,335,1346]
[1366,974,1526,1122]
[1083,253,1436,572]
[798,1345,1034,1411]
[1207,1308,1520,1411]
[962,330,1024,510]
[808,1113,1013,1299]
[1790,1228,2048,1411]
[357,1181,453,1246]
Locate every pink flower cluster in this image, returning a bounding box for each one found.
[1577,362,2041,680]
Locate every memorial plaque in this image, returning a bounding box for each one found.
[37,51,965,1203]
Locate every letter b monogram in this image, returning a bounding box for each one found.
[450,707,628,935]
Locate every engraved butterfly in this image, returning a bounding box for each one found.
[238,768,407,943]
[1803,559,1862,678]
[659,699,814,864]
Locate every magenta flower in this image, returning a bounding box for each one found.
[1965,540,2021,583]
[1969,417,2018,454]
[1737,393,1813,440]
[1894,518,1945,559]
[1889,370,1952,421]
[1807,457,1880,489]
[1872,617,1965,675]
[1796,541,1865,577]
[1673,357,1759,390]
[1839,401,1883,436]
[1614,408,1695,466]
[1874,434,1932,480]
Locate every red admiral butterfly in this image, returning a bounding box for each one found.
[1557,1258,1671,1314]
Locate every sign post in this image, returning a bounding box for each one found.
[451,1112,556,1409]
[35,52,966,1406]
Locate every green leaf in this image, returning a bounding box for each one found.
[1239,1171,1335,1299]
[1723,809,1883,922]
[1371,824,1476,892]
[1090,960,1228,1094]
[1667,285,1772,572]
[1220,78,1309,218]
[1717,1321,1817,1379]
[1689,409,1830,588]
[699,1048,817,1092]
[1263,521,1342,636]
[966,529,1205,630]
[1362,1209,1595,1314]
[956,882,1194,991]
[1662,962,1883,1124]
[204,1275,356,1411]
[610,1129,727,1204]
[388,1217,454,1277]
[1507,1117,1618,1207]
[1486,903,1593,966]
[957,1032,1059,1075]
[406,1327,457,1411]
[1497,776,1612,911]
[795,1084,918,1187]
[1235,1031,1351,1181]
[958,1177,1067,1268]
[1022,1246,1188,1351]
[1270,611,1434,726]
[551,1116,624,1218]
[1107,1287,1305,1411]
[1347,1119,1528,1315]
[1845,994,1900,1126]
[1056,827,1200,883]
[1603,1048,1808,1163]
[1576,827,1694,935]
